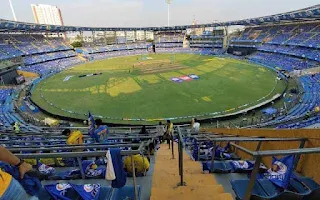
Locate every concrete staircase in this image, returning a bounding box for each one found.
[309,24,320,32]
[11,43,27,54]
[77,54,87,61]
[285,33,299,43]
[303,33,319,44]
[150,144,233,200]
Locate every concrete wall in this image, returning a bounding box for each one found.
[203,128,320,183]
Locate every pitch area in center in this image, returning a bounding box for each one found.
[31,54,286,122]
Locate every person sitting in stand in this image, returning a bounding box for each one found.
[139,125,148,135]
[62,129,84,145]
[0,146,38,200]
[93,119,108,142]
[139,126,156,154]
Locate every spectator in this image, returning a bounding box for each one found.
[164,120,174,145]
[190,118,195,128]
[93,119,108,142]
[139,126,148,135]
[62,129,83,145]
[123,155,150,177]
[0,146,38,200]
[156,122,165,143]
[13,122,20,134]
[191,118,201,133]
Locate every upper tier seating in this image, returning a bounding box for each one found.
[20,57,83,76]
[24,50,77,65]
[189,32,224,49]
[0,34,73,60]
[248,52,318,72]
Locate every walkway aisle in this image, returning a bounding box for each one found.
[150,143,233,200]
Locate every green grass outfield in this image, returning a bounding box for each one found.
[31,54,287,124]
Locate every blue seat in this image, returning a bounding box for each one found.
[297,177,320,200]
[289,178,312,196]
[39,185,113,200]
[231,179,306,200]
[109,185,141,200]
[97,186,113,200]
[231,179,271,200]
[202,161,233,173]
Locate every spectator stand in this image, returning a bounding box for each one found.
[5,137,156,200]
[230,144,320,200]
[174,128,320,200]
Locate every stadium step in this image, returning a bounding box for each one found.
[309,24,320,32]
[150,192,233,200]
[30,42,42,50]
[11,42,27,54]
[285,33,299,43]
[304,32,319,43]
[77,55,88,61]
[150,143,232,200]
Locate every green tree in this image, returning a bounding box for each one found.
[146,39,154,43]
[70,41,83,48]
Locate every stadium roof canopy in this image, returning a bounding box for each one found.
[0,4,319,32]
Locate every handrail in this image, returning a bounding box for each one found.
[7,143,142,152]
[193,135,306,173]
[0,135,157,144]
[15,149,141,158]
[207,137,306,142]
[13,141,146,200]
[229,142,254,155]
[0,130,158,136]
[184,131,310,198]
[0,132,158,139]
[5,142,134,149]
[255,147,320,156]
[226,142,320,200]
[177,126,186,186]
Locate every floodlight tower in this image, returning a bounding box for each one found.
[8,0,17,21]
[166,0,172,26]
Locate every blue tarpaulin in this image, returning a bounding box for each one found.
[262,107,277,115]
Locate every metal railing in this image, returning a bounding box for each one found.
[179,130,320,200]
[0,134,157,146]
[230,144,320,200]
[12,142,148,200]
[177,126,186,186]
[192,136,306,173]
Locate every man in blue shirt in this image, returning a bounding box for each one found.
[92,119,108,142]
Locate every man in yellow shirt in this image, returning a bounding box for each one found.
[62,129,84,145]
[0,146,37,200]
[165,120,174,145]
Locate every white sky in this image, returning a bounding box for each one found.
[1,0,319,27]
